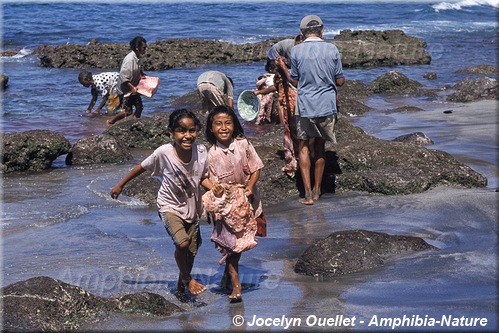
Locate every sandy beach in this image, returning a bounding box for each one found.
[67,100,497,332]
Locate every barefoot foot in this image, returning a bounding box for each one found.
[298,193,314,205]
[186,278,206,295]
[312,189,321,201]
[229,284,242,303]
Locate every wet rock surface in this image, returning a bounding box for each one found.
[1,130,71,173]
[111,103,487,208]
[33,30,430,70]
[294,230,437,277]
[392,132,434,146]
[1,73,8,89]
[446,77,498,102]
[367,70,434,96]
[65,133,133,165]
[333,29,431,67]
[1,276,183,332]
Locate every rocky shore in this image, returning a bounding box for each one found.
[1,32,498,332]
[2,67,495,205]
[31,30,430,70]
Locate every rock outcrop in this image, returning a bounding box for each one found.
[446,77,498,102]
[65,134,133,165]
[367,70,434,96]
[333,29,431,67]
[392,132,434,146]
[1,73,8,90]
[101,106,487,208]
[1,276,183,332]
[455,64,499,75]
[294,230,437,277]
[1,130,71,173]
[33,30,431,70]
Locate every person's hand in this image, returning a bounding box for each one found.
[244,187,254,199]
[275,56,286,69]
[252,90,259,96]
[211,183,224,198]
[110,185,122,199]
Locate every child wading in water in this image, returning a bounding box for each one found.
[202,105,266,303]
[110,109,223,298]
[78,71,120,115]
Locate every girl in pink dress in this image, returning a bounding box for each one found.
[203,105,266,303]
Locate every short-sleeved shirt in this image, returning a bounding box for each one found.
[117,51,142,95]
[91,72,119,97]
[290,37,344,118]
[267,39,295,61]
[197,71,233,100]
[208,137,264,217]
[141,142,209,223]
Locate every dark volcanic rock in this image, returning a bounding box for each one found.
[392,132,434,146]
[110,114,487,206]
[103,115,171,149]
[333,29,431,67]
[34,31,430,70]
[385,105,424,114]
[423,72,438,80]
[1,130,71,173]
[446,77,498,102]
[35,38,277,70]
[294,230,437,277]
[1,73,8,89]
[337,80,373,116]
[65,133,133,165]
[455,65,499,75]
[1,276,183,332]
[122,172,162,206]
[333,117,487,194]
[368,70,433,96]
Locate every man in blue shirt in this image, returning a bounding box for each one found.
[278,15,345,205]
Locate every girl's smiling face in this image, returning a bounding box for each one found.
[211,113,234,147]
[171,117,197,153]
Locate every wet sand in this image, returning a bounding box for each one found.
[81,100,498,331]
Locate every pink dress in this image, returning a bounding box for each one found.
[203,138,264,256]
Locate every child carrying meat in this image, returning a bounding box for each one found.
[202,105,266,303]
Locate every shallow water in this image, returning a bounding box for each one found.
[2,101,497,331]
[1,1,498,331]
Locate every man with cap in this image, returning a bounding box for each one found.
[277,14,345,205]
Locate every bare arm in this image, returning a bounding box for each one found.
[253,85,276,96]
[276,57,298,88]
[201,177,224,197]
[244,169,260,198]
[110,164,146,199]
[86,94,98,113]
[94,93,109,113]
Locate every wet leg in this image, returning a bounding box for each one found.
[227,253,242,302]
[175,242,206,295]
[298,139,313,205]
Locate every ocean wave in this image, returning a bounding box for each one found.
[433,0,499,11]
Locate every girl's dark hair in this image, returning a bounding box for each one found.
[130,36,147,51]
[205,105,245,145]
[167,108,202,137]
